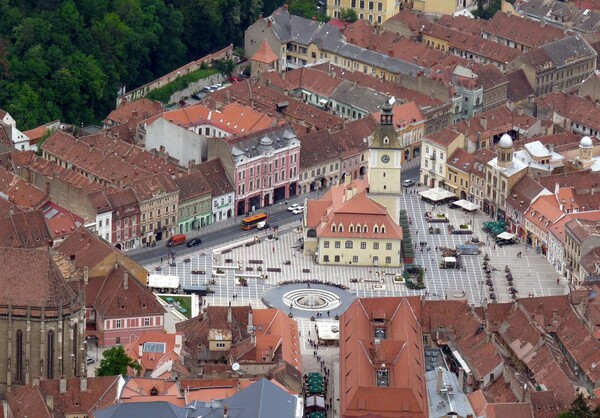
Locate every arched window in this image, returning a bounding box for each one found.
[331,224,337,232]
[345,240,353,249]
[47,331,55,379]
[373,225,379,233]
[339,224,344,232]
[307,229,317,238]
[16,330,23,383]
[381,226,386,234]
[363,225,368,233]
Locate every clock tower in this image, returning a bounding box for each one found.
[368,100,402,195]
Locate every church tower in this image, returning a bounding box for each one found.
[368,100,403,195]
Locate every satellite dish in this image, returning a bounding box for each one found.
[232,363,240,371]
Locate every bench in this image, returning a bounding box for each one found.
[246,267,254,271]
[225,258,233,263]
[191,270,206,275]
[183,258,191,263]
[248,259,264,264]
[303,269,311,273]
[221,249,232,254]
[267,267,281,273]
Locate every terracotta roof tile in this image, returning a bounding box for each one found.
[0,246,78,308]
[506,70,534,102]
[36,376,120,415]
[484,12,567,50]
[192,158,234,195]
[0,210,53,248]
[88,265,164,319]
[340,297,427,417]
[252,40,278,64]
[103,98,163,129]
[173,171,211,203]
[56,226,115,273]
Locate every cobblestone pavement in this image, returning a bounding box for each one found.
[143,190,566,418]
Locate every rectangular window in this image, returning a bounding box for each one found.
[335,241,340,248]
[324,241,330,248]
[353,255,358,263]
[98,220,103,228]
[386,243,392,250]
[386,256,392,264]
[361,242,366,249]
[144,318,150,326]
[115,320,122,329]
[373,242,379,249]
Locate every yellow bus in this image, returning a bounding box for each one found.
[241,213,268,230]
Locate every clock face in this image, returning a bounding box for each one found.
[381,154,390,163]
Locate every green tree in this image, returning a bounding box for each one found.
[340,8,358,22]
[96,345,141,377]
[559,393,600,418]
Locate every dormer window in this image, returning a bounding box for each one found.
[363,225,368,233]
[373,225,379,233]
[376,369,389,387]
[383,136,389,144]
[332,224,337,232]
[339,224,344,232]
[381,226,386,234]
[349,224,354,233]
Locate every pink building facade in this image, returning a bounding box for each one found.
[209,125,301,216]
[94,312,165,346]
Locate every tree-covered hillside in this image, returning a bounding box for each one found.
[0,0,289,129]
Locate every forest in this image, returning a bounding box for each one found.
[0,0,316,130]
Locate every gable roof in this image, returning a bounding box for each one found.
[340,297,427,417]
[87,265,164,319]
[0,210,53,248]
[93,401,187,418]
[193,158,233,196]
[252,40,278,64]
[56,226,116,273]
[173,172,212,203]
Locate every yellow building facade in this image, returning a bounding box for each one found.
[304,178,403,267]
[327,0,401,25]
[412,0,460,16]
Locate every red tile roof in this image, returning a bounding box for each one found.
[252,40,278,64]
[484,12,567,50]
[103,98,163,129]
[0,166,48,209]
[0,246,78,309]
[192,158,234,195]
[0,210,53,248]
[340,297,427,417]
[87,265,164,319]
[306,178,403,240]
[130,172,178,202]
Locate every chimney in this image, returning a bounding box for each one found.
[46,395,54,410]
[552,308,558,324]
[132,110,138,118]
[83,266,88,286]
[203,309,208,322]
[227,302,232,323]
[436,367,444,393]
[480,116,487,130]
[465,119,471,127]
[59,377,67,394]
[248,310,253,329]
[123,272,129,290]
[458,367,464,392]
[224,404,229,418]
[139,344,143,358]
[80,376,87,392]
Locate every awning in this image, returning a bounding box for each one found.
[319,98,328,104]
[419,187,456,203]
[496,232,516,240]
[444,257,457,263]
[452,199,479,211]
[451,350,471,374]
[301,89,313,96]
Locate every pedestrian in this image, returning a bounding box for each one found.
[160,257,163,264]
[416,230,419,235]
[557,278,560,284]
[308,330,311,336]
[272,246,275,253]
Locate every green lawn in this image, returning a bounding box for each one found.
[146,68,219,104]
[159,295,192,319]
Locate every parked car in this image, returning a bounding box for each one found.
[287,203,301,211]
[403,179,416,187]
[87,357,95,365]
[292,207,304,215]
[167,234,186,247]
[495,238,516,246]
[187,237,203,247]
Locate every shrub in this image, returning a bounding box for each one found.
[146,68,218,103]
